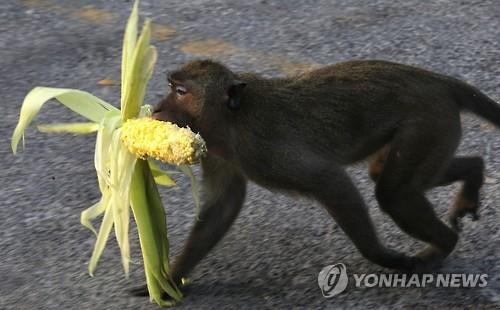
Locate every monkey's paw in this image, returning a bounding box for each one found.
[128,285,150,297]
[411,247,447,273]
[129,279,190,299]
[448,195,480,232]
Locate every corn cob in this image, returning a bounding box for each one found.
[121,117,207,165]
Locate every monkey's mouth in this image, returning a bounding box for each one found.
[151,111,167,122]
[152,111,199,133]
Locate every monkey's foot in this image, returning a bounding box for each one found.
[129,285,149,297]
[129,279,189,299]
[412,246,448,273]
[448,195,480,232]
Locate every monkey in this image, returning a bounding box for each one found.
[132,59,499,297]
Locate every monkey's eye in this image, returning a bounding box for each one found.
[175,85,187,96]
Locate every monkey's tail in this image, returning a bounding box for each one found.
[453,80,500,127]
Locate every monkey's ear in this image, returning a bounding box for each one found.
[227,80,246,110]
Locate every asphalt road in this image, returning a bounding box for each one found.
[1,0,499,309]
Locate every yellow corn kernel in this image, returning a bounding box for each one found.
[121,118,207,165]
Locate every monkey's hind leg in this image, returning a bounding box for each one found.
[312,167,417,271]
[368,144,390,182]
[370,152,485,232]
[374,124,460,271]
[435,157,485,231]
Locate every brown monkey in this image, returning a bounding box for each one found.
[134,59,499,296]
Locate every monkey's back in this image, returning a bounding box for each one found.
[235,60,461,169]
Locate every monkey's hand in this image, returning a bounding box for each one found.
[129,278,191,298]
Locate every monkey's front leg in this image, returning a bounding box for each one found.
[132,155,247,298]
[169,156,247,284]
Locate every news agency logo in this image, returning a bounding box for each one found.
[317,263,349,298]
[318,263,488,297]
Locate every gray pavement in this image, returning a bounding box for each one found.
[0,0,499,309]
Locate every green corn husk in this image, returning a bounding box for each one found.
[10,1,198,306]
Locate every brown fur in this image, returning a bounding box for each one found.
[134,59,499,297]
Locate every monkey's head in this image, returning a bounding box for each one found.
[153,60,246,159]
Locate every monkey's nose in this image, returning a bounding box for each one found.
[151,112,161,120]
